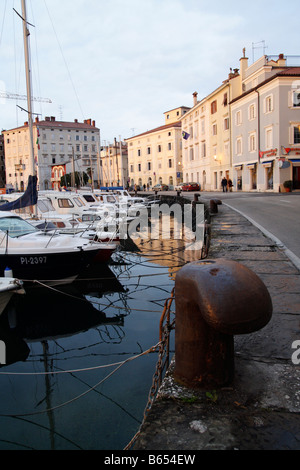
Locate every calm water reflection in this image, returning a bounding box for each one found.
[0,237,202,450]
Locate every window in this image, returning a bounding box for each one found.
[189,148,194,161]
[168,143,172,150]
[249,132,256,152]
[294,126,300,144]
[264,95,273,113]
[201,141,206,158]
[147,162,151,171]
[200,118,205,135]
[130,165,134,173]
[168,159,173,168]
[236,110,242,125]
[158,145,162,152]
[138,149,141,156]
[212,124,217,136]
[224,118,229,130]
[58,198,74,208]
[265,127,273,149]
[138,163,141,172]
[223,93,228,106]
[147,147,151,154]
[211,100,217,114]
[249,104,256,120]
[236,137,242,155]
[293,91,300,107]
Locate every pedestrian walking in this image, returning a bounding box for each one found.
[221,177,228,192]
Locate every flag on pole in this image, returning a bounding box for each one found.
[182,131,190,140]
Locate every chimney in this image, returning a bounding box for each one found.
[74,119,78,123]
[239,47,248,81]
[87,119,92,125]
[51,116,55,122]
[193,92,198,107]
[277,53,286,67]
[35,117,39,123]
[45,117,50,121]
[92,120,96,127]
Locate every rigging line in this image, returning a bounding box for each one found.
[43,0,85,120]
[0,0,7,48]
[0,341,161,376]
[28,0,43,118]
[0,343,161,418]
[11,415,83,450]
[13,7,35,28]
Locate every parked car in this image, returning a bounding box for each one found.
[152,183,169,191]
[174,183,184,191]
[181,182,200,191]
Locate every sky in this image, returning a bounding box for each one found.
[0,0,299,143]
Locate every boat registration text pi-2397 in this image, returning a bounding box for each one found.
[20,256,47,265]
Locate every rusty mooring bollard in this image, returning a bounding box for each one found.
[174,259,272,388]
[210,199,222,214]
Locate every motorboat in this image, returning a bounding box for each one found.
[0,276,25,316]
[0,191,121,243]
[0,211,117,285]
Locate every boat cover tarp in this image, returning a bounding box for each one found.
[0,175,38,211]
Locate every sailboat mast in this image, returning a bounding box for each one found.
[21,0,35,177]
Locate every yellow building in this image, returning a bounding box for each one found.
[126,107,190,189]
[181,65,243,191]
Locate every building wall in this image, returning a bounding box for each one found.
[3,117,100,191]
[231,71,300,192]
[100,140,128,187]
[126,107,188,188]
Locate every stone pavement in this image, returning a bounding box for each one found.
[131,203,300,450]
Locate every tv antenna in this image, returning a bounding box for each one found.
[252,40,267,62]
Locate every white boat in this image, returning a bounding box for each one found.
[0,211,116,285]
[0,276,25,316]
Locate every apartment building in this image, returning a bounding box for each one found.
[100,139,128,188]
[181,51,300,192]
[2,116,100,191]
[0,135,6,190]
[181,68,241,191]
[126,106,190,189]
[231,54,300,192]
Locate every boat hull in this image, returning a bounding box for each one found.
[0,248,105,284]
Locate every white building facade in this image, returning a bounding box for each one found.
[3,116,101,191]
[231,55,300,192]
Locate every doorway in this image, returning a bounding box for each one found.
[293,166,300,189]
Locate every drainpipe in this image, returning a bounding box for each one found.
[255,89,260,162]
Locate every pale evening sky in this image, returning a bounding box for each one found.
[0,0,299,143]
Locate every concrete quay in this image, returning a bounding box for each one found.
[131,202,300,450]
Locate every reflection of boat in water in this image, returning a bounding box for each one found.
[0,277,25,316]
[0,264,126,366]
[6,265,125,342]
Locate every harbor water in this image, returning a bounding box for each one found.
[0,232,203,450]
